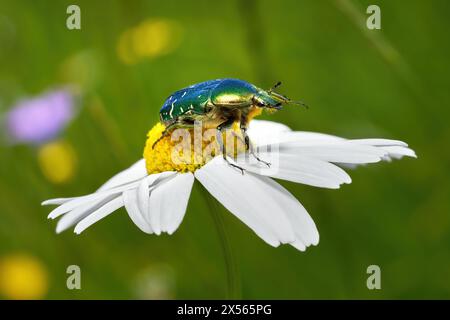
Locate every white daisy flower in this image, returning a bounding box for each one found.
[42,119,416,252]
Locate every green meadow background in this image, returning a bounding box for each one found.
[1,0,449,299]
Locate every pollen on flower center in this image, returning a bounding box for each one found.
[143,122,247,174]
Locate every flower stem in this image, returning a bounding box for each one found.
[87,95,130,165]
[333,0,422,95]
[199,185,241,299]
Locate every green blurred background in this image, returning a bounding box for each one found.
[0,0,449,299]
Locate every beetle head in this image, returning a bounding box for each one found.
[253,81,308,110]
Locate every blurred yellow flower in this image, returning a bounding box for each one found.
[37,140,77,184]
[117,18,183,65]
[0,254,49,300]
[59,50,102,92]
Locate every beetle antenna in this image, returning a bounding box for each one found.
[268,81,282,93]
[267,81,309,109]
[289,100,309,109]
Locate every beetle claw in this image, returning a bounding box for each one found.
[223,156,245,174]
[253,154,271,168]
[230,163,245,175]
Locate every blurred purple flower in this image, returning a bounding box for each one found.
[5,89,75,145]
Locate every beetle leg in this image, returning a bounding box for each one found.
[152,124,174,149]
[240,122,271,168]
[217,118,245,175]
[152,129,169,149]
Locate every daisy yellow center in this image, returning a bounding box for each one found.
[143,123,243,174]
[143,108,262,174]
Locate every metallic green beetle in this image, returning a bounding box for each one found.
[156,78,305,168]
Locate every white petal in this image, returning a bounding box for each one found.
[47,168,176,234]
[55,195,117,233]
[109,171,177,234]
[123,189,153,234]
[162,173,194,234]
[247,124,416,173]
[350,138,408,147]
[47,181,140,219]
[137,173,169,219]
[148,173,194,235]
[42,198,76,206]
[48,194,108,220]
[195,158,298,247]
[44,159,146,208]
[96,159,147,192]
[378,145,417,159]
[237,152,352,189]
[254,175,319,248]
[74,196,123,234]
[248,121,414,156]
[291,241,306,251]
[251,123,415,162]
[247,120,292,146]
[247,120,291,136]
[137,178,150,220]
[277,141,389,164]
[349,139,416,161]
[265,131,344,145]
[135,172,178,226]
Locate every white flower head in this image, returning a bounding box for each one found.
[42,120,416,252]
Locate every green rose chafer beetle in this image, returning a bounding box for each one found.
[156,78,306,168]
